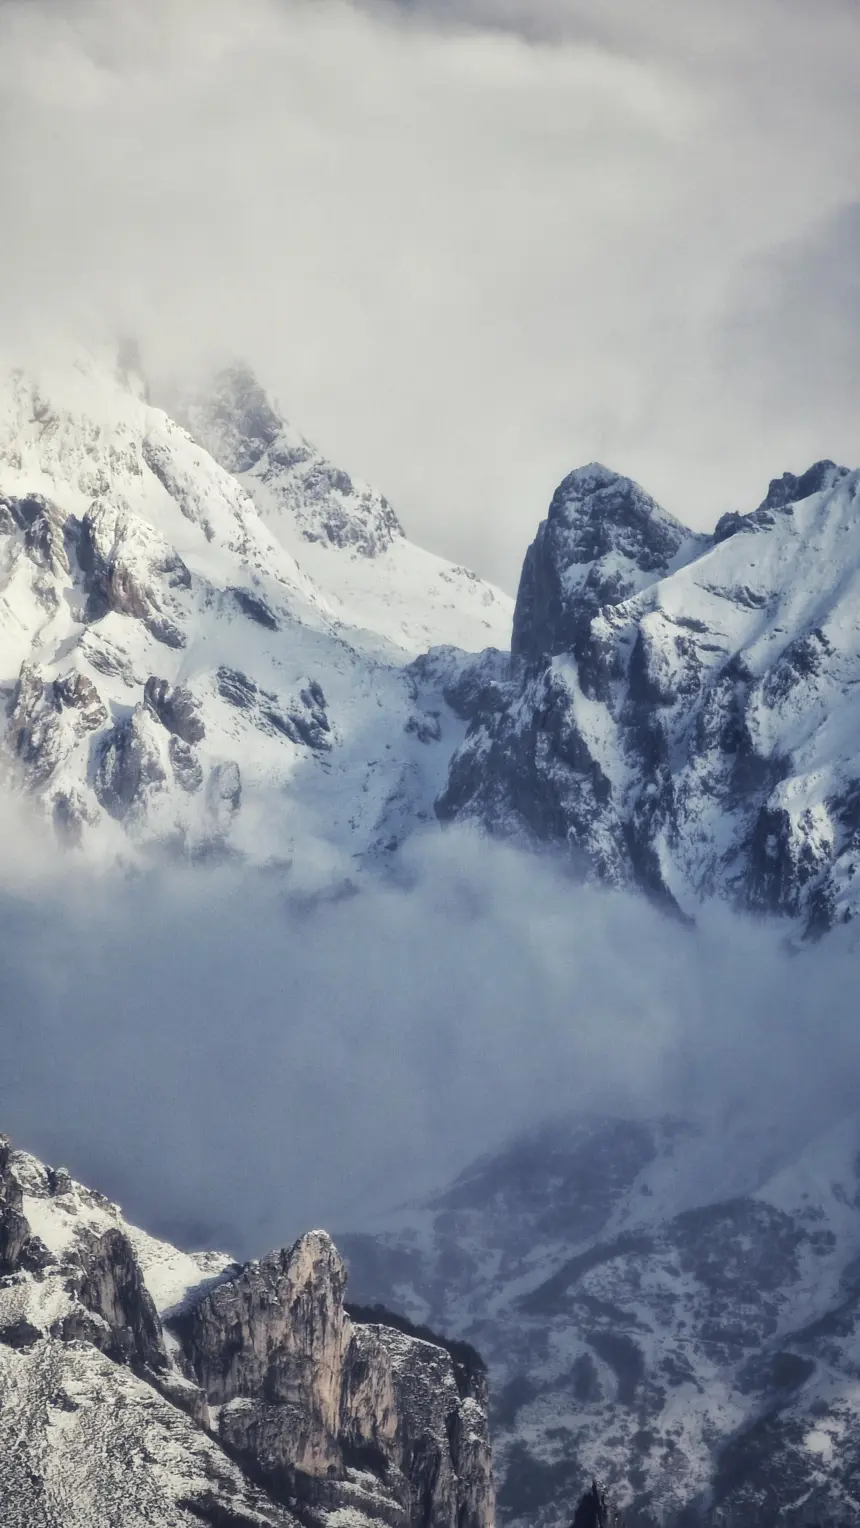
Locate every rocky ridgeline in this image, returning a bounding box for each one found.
[0,354,512,864]
[0,1135,494,1528]
[437,459,860,938]
[4,351,860,940]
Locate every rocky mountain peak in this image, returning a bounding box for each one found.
[178,362,405,557]
[757,458,851,514]
[179,361,283,475]
[440,456,860,934]
[512,462,703,662]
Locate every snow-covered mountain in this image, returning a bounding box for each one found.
[0,351,512,866]
[4,347,860,945]
[437,460,860,939]
[340,1112,860,1528]
[0,1131,493,1528]
[5,347,860,1525]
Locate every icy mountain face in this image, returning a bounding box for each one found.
[180,363,513,659]
[0,354,512,863]
[179,363,404,557]
[438,460,860,937]
[339,1113,860,1528]
[0,1133,493,1528]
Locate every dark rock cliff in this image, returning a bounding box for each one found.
[439,459,860,935]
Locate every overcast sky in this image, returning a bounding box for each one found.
[3,2,860,1252]
[1,0,859,589]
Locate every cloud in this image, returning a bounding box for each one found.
[2,811,859,1259]
[0,0,859,591]
[1,1,860,1267]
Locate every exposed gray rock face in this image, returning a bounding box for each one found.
[755,458,850,515]
[0,491,72,578]
[95,704,167,819]
[511,465,703,663]
[6,662,108,787]
[570,1480,621,1528]
[215,666,332,751]
[79,497,192,648]
[60,1226,168,1372]
[440,460,860,935]
[0,1138,494,1528]
[179,364,404,557]
[0,1136,36,1273]
[179,363,283,475]
[175,1230,494,1528]
[145,675,206,744]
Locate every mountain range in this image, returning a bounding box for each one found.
[3,348,860,1525]
[3,350,860,944]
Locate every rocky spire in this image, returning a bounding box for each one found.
[511,463,701,662]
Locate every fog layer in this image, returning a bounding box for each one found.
[1,807,857,1256]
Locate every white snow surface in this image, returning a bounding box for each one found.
[0,350,512,868]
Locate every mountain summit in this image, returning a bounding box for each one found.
[0,352,511,866]
[440,457,860,937]
[2,348,860,939]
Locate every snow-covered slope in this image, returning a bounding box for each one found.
[180,363,512,661]
[0,352,512,865]
[0,1133,493,1528]
[438,460,860,938]
[340,1112,860,1528]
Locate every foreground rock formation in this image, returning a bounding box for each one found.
[0,1134,494,1528]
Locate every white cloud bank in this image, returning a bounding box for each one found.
[0,0,859,588]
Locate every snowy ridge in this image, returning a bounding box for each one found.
[0,351,512,866]
[439,459,860,938]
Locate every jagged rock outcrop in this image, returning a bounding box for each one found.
[180,363,404,557]
[95,704,167,819]
[0,1136,36,1273]
[175,1230,494,1528]
[511,464,704,664]
[439,459,860,936]
[61,1226,169,1371]
[79,498,192,648]
[7,662,108,787]
[569,1480,621,1528]
[0,1136,494,1528]
[145,675,206,744]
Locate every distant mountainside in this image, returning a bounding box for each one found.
[340,1111,860,1528]
[0,1132,493,1528]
